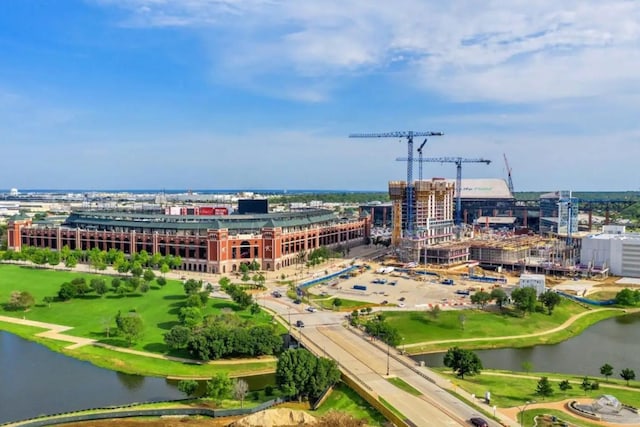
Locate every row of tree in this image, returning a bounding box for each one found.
[57,274,167,301]
[470,287,561,316]
[2,245,182,275]
[614,288,640,306]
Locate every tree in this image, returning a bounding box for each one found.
[64,255,78,269]
[470,291,492,308]
[179,306,203,327]
[7,291,35,311]
[521,361,533,374]
[332,298,343,309]
[539,290,561,315]
[600,363,614,381]
[615,288,640,306]
[206,373,232,404]
[558,379,572,395]
[115,311,144,346]
[511,287,538,315]
[232,379,249,408]
[276,348,340,402]
[490,288,508,309]
[250,303,261,315]
[164,325,192,349]
[178,379,199,397]
[156,276,167,287]
[580,377,592,395]
[429,305,441,319]
[620,368,636,386]
[443,347,483,379]
[143,268,155,283]
[184,279,201,295]
[90,278,108,296]
[160,263,170,277]
[535,376,554,399]
[458,313,466,330]
[58,282,77,301]
[130,261,143,278]
[43,296,53,308]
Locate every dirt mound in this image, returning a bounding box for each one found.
[230,408,317,427]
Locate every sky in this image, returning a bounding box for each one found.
[1,1,640,192]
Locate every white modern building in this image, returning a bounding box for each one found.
[580,225,640,277]
[519,273,546,296]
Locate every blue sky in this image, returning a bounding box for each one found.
[1,1,639,192]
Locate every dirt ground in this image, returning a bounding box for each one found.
[57,417,240,427]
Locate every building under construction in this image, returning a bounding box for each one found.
[389,178,455,261]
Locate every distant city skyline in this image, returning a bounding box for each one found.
[1,1,639,191]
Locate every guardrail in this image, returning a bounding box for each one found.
[556,291,615,306]
[297,266,359,289]
[3,398,285,427]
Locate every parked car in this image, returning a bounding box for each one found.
[381,300,388,305]
[306,306,317,313]
[399,297,406,302]
[295,320,305,328]
[469,417,489,427]
[272,291,282,298]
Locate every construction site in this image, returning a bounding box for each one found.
[352,130,607,278]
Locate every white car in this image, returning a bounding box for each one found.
[306,306,317,313]
[398,303,406,308]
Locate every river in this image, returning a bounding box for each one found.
[413,313,640,376]
[0,331,274,424]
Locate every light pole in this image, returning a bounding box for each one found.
[519,400,535,427]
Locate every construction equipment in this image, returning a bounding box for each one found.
[396,156,491,226]
[417,139,428,181]
[349,131,444,237]
[503,153,514,195]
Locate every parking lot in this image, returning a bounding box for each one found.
[305,263,502,311]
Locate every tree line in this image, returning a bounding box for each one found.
[469,287,561,316]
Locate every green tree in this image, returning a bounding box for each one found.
[429,305,441,319]
[115,311,144,346]
[580,377,592,395]
[43,296,53,307]
[276,348,340,402]
[160,262,170,277]
[443,347,483,379]
[490,288,508,309]
[620,368,636,386]
[522,361,533,374]
[130,262,143,278]
[511,287,538,315]
[535,376,554,399]
[332,298,343,309]
[184,279,201,295]
[470,291,492,308]
[90,278,108,296]
[206,373,232,404]
[178,379,199,397]
[539,290,561,315]
[164,325,192,350]
[64,255,78,269]
[58,282,77,301]
[156,276,167,287]
[615,288,640,306]
[143,268,155,283]
[600,363,614,381]
[558,379,572,396]
[232,379,249,408]
[250,302,261,315]
[179,306,203,327]
[7,291,35,311]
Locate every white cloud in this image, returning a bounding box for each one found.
[96,0,640,104]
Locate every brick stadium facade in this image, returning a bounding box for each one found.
[8,210,370,273]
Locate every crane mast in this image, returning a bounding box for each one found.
[349,131,443,237]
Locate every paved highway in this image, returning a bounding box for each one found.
[262,296,509,427]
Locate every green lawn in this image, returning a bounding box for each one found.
[0,264,285,375]
[314,382,387,426]
[387,377,422,396]
[437,369,640,408]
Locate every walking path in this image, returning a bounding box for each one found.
[403,307,629,350]
[0,315,276,366]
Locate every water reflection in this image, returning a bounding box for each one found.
[116,372,146,390]
[413,314,640,377]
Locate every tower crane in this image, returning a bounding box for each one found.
[503,153,514,195]
[396,156,491,226]
[349,131,444,237]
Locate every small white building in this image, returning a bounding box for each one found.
[581,225,640,277]
[519,274,546,296]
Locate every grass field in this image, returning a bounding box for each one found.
[386,377,421,396]
[437,369,640,408]
[314,383,387,426]
[0,264,284,376]
[315,297,375,311]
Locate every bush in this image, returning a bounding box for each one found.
[265,385,274,396]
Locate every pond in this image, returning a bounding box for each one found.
[413,313,640,377]
[0,331,274,424]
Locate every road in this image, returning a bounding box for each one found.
[261,295,510,427]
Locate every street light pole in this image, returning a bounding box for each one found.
[519,400,535,427]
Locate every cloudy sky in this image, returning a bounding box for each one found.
[1,1,639,191]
